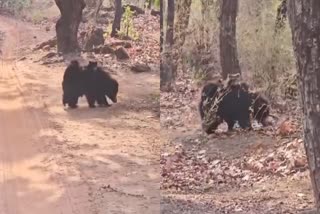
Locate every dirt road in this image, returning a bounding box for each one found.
[0,16,160,214]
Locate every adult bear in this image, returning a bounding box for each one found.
[217,80,252,131]
[62,60,84,108]
[199,77,252,134]
[250,92,270,126]
[199,81,222,120]
[199,81,224,134]
[83,61,119,108]
[236,81,271,126]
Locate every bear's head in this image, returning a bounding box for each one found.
[87,61,98,71]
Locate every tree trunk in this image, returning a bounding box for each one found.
[160,0,176,92]
[219,0,241,79]
[165,0,174,47]
[55,0,85,54]
[288,0,320,211]
[160,0,163,53]
[111,0,122,37]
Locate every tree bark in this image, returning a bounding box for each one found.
[160,0,163,53]
[174,0,192,50]
[55,0,85,54]
[219,0,241,79]
[165,0,174,47]
[111,0,122,37]
[160,0,176,91]
[288,0,320,211]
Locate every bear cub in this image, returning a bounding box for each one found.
[62,60,119,109]
[199,75,270,134]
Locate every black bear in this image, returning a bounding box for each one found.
[83,61,119,108]
[199,81,222,120]
[234,80,271,126]
[199,81,224,134]
[250,92,270,126]
[199,77,252,134]
[62,60,84,108]
[217,80,252,131]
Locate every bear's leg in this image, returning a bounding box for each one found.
[255,105,270,126]
[62,94,67,106]
[199,101,205,120]
[97,94,110,107]
[225,118,236,131]
[238,117,252,130]
[85,94,96,108]
[68,95,79,109]
[202,117,223,134]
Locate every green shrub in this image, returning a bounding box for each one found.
[119,6,139,40]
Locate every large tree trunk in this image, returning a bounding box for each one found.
[288,0,320,211]
[160,0,163,53]
[219,0,241,79]
[55,0,85,54]
[160,0,176,91]
[111,0,122,37]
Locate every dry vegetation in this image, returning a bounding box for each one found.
[161,1,313,213]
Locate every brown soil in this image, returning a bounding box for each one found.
[0,14,160,214]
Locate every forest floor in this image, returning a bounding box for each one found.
[0,2,160,214]
[160,75,316,214]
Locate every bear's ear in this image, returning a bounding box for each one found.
[88,61,98,68]
[70,60,79,66]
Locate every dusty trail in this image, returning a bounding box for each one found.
[0,19,79,214]
[0,15,160,214]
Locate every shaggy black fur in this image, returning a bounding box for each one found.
[62,60,84,108]
[199,80,252,133]
[83,61,119,108]
[62,60,119,108]
[250,92,270,126]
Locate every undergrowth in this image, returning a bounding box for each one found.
[178,0,295,100]
[0,0,31,14]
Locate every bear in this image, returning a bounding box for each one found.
[83,61,119,108]
[62,60,84,108]
[199,77,252,134]
[199,81,222,120]
[249,92,270,126]
[235,80,271,126]
[199,81,224,134]
[216,80,252,131]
